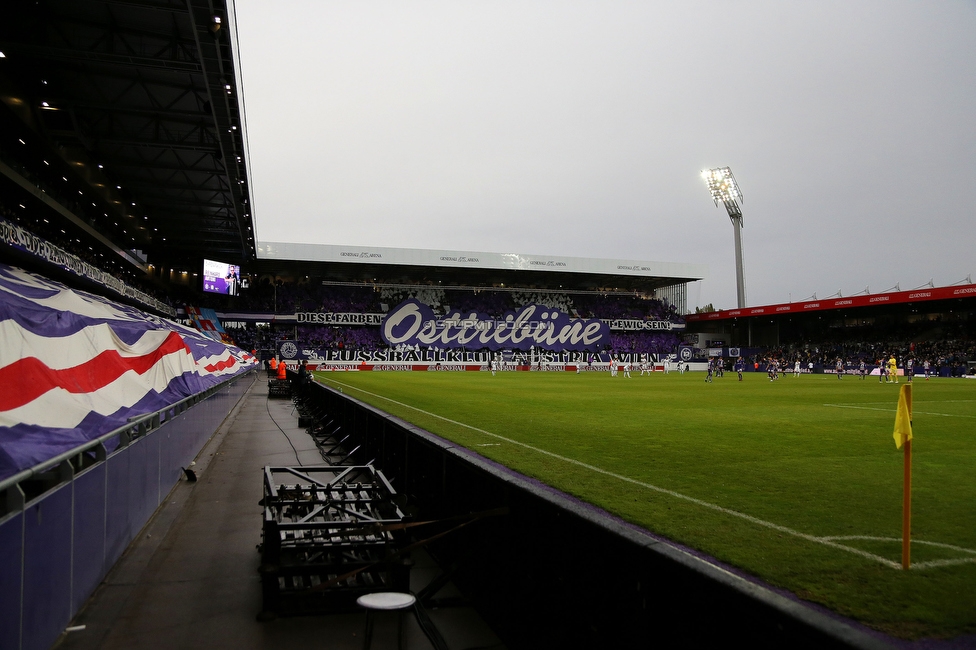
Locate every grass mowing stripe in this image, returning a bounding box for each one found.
[329,376,912,570]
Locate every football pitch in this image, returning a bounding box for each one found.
[312,369,976,639]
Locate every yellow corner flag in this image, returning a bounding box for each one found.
[893,383,913,569]
[893,384,913,449]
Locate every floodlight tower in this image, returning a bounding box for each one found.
[702,167,747,309]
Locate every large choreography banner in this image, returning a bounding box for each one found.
[294,311,681,331]
[0,263,257,481]
[380,299,610,352]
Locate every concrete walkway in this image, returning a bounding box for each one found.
[54,375,505,650]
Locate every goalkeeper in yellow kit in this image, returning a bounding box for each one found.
[888,355,898,384]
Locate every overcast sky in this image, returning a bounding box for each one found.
[232,1,976,311]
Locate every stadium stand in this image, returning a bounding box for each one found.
[209,279,686,356]
[206,275,976,373]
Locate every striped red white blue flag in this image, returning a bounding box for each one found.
[0,264,257,481]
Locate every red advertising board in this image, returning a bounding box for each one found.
[685,284,976,323]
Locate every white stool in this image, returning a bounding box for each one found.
[357,591,416,650]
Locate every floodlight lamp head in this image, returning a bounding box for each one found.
[701,167,742,207]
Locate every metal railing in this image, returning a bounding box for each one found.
[0,370,254,516]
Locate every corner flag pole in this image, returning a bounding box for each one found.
[902,433,912,569]
[893,384,913,569]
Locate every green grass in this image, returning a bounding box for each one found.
[312,369,976,639]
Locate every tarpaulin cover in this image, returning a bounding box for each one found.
[0,264,257,481]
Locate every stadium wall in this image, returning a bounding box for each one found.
[0,373,253,650]
[301,379,888,649]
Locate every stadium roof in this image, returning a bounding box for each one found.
[256,240,707,293]
[0,0,255,271]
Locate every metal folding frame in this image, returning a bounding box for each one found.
[260,465,410,615]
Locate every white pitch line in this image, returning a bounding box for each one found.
[823,404,897,413]
[823,404,976,419]
[912,557,976,569]
[324,377,964,570]
[845,399,976,402]
[821,535,976,566]
[822,536,976,555]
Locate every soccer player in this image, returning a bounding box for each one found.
[735,357,744,381]
[923,359,931,380]
[858,359,866,379]
[836,358,844,379]
[794,359,801,378]
[888,355,898,384]
[705,358,713,383]
[623,361,632,378]
[906,357,914,383]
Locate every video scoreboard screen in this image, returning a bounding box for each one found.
[202,259,241,296]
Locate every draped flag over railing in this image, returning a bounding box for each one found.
[0,264,257,481]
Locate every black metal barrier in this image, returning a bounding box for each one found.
[300,378,891,650]
[259,465,410,616]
